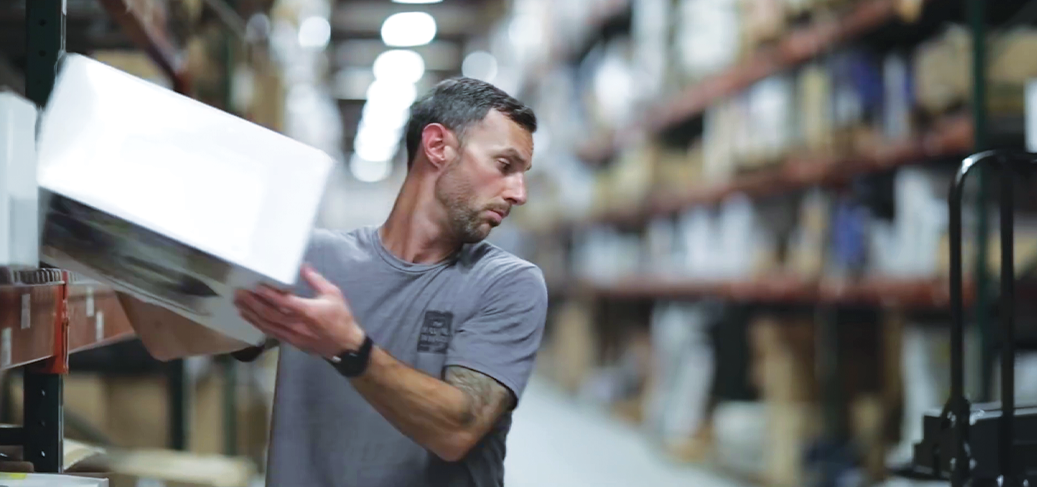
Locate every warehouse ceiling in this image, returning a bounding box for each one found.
[0,0,507,179]
[330,0,507,159]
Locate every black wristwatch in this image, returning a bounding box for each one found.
[327,335,374,377]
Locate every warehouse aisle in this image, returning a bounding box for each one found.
[503,376,749,487]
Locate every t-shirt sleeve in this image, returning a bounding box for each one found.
[444,266,548,405]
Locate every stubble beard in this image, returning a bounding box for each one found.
[435,161,492,244]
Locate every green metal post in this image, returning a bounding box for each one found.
[967,0,992,402]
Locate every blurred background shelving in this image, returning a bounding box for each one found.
[9,0,1037,485]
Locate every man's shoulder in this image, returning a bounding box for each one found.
[307,226,372,255]
[459,241,545,289]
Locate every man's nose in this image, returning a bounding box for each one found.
[503,174,527,206]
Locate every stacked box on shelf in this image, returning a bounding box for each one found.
[589,143,656,217]
[787,189,831,279]
[829,48,885,157]
[673,0,741,86]
[652,142,704,198]
[797,62,836,156]
[916,25,1037,119]
[741,0,788,54]
[742,74,798,170]
[0,92,38,269]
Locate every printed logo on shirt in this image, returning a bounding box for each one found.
[418,311,453,354]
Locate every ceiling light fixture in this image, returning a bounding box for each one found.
[365,80,418,109]
[349,154,392,183]
[297,16,331,49]
[381,12,437,47]
[462,51,498,82]
[372,50,426,84]
[392,0,443,4]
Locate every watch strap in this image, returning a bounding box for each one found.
[328,335,374,377]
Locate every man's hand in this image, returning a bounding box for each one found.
[233,265,364,358]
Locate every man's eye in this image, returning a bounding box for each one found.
[498,160,511,170]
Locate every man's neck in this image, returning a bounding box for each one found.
[378,176,461,265]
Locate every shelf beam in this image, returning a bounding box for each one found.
[571,114,973,233]
[573,275,974,309]
[96,0,190,93]
[578,0,937,164]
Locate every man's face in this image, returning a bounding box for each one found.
[434,109,533,244]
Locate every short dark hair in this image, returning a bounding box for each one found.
[405,77,537,169]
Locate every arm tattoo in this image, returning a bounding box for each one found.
[444,366,514,428]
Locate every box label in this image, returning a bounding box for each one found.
[95,312,104,343]
[20,294,29,330]
[85,287,94,317]
[2,328,11,367]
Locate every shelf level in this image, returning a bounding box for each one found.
[568,275,973,309]
[578,0,935,164]
[572,114,973,232]
[0,279,135,372]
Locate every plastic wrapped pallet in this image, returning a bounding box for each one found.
[35,54,334,344]
[0,92,38,269]
[744,74,796,168]
[883,52,915,141]
[642,302,716,457]
[674,0,741,83]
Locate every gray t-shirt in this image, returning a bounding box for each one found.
[265,226,548,487]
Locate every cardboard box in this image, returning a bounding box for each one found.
[35,54,334,344]
[0,473,107,486]
[0,92,38,269]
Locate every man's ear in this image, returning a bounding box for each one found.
[421,123,458,170]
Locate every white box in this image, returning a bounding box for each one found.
[0,473,107,486]
[36,54,334,344]
[0,91,39,269]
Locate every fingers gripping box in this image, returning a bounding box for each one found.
[35,54,333,344]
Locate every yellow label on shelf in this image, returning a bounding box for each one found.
[0,473,28,479]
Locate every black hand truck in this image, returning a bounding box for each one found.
[911,150,1037,487]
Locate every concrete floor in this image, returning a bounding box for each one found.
[504,377,749,487]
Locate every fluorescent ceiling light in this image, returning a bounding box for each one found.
[356,123,403,145]
[462,51,498,82]
[372,50,425,84]
[381,12,437,47]
[354,137,398,163]
[298,16,331,49]
[362,103,411,130]
[392,0,443,3]
[354,125,401,162]
[350,154,393,183]
[366,80,418,109]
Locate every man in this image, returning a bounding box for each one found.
[124,77,548,486]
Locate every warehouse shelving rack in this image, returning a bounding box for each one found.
[535,0,1013,485]
[0,0,142,474]
[0,0,225,473]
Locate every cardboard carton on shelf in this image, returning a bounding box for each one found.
[0,91,38,270]
[35,54,335,345]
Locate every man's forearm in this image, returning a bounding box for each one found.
[349,347,485,462]
[119,293,252,360]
